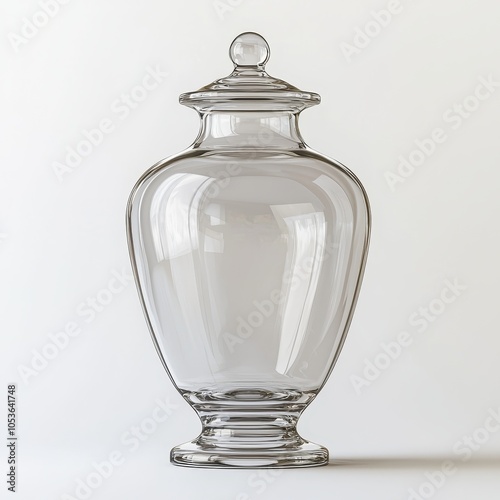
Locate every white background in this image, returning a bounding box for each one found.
[2,0,500,499]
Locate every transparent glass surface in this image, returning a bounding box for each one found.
[127,33,371,468]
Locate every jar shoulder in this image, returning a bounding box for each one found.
[128,148,370,217]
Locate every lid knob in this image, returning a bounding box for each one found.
[229,32,270,69]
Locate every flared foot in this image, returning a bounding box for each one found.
[172,388,327,468]
[171,439,328,468]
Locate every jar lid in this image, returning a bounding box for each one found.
[179,32,320,112]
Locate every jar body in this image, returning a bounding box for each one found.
[127,144,370,467]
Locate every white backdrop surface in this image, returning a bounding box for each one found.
[1,0,500,499]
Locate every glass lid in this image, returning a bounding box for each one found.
[179,32,321,112]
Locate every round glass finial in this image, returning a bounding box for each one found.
[229,32,270,68]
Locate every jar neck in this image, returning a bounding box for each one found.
[192,111,306,150]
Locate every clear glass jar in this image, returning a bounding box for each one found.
[127,32,371,468]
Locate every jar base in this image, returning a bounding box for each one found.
[172,388,327,468]
[170,439,328,468]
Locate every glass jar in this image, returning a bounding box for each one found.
[127,32,371,468]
